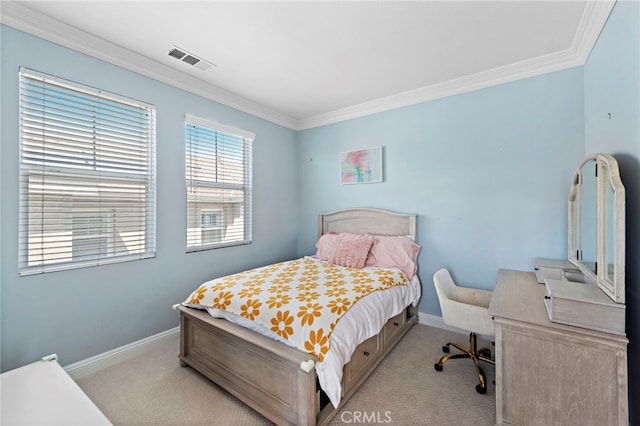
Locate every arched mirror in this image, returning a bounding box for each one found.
[605,177,615,283]
[581,160,597,277]
[598,154,625,302]
[568,153,625,303]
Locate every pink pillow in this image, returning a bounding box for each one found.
[330,233,374,269]
[365,235,421,279]
[315,232,339,261]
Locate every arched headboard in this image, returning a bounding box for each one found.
[318,208,417,240]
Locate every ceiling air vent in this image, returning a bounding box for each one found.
[168,46,214,71]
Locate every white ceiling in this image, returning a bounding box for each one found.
[1,1,615,130]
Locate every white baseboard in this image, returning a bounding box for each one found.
[63,311,476,380]
[418,311,494,342]
[64,326,179,380]
[418,311,467,334]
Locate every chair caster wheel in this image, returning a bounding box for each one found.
[442,345,450,353]
[479,348,491,358]
[476,384,487,394]
[434,363,443,372]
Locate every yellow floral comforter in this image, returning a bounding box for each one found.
[184,257,408,361]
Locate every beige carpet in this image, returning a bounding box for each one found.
[76,324,495,425]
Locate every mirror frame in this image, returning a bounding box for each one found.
[568,153,625,303]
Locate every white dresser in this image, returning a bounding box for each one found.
[489,269,628,426]
[1,357,111,426]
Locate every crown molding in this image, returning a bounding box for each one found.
[295,0,616,130]
[572,0,616,62]
[2,1,614,132]
[0,2,298,130]
[295,48,584,130]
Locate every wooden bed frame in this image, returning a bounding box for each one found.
[177,208,419,425]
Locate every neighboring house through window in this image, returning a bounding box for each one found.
[18,68,156,275]
[185,114,254,251]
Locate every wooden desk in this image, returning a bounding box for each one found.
[489,269,628,425]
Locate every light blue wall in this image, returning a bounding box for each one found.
[2,4,637,417]
[295,0,638,418]
[0,26,299,372]
[584,1,639,423]
[297,69,586,315]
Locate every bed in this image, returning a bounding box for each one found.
[176,208,420,425]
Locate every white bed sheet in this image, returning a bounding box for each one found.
[195,260,421,408]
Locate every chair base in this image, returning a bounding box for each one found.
[434,332,495,394]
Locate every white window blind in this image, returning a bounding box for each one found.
[185,114,253,251]
[19,68,156,275]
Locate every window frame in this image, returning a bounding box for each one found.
[184,114,254,252]
[18,67,157,275]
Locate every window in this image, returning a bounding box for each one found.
[200,209,223,244]
[185,115,253,251]
[201,209,223,230]
[19,68,156,275]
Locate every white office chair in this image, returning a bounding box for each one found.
[432,268,495,394]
